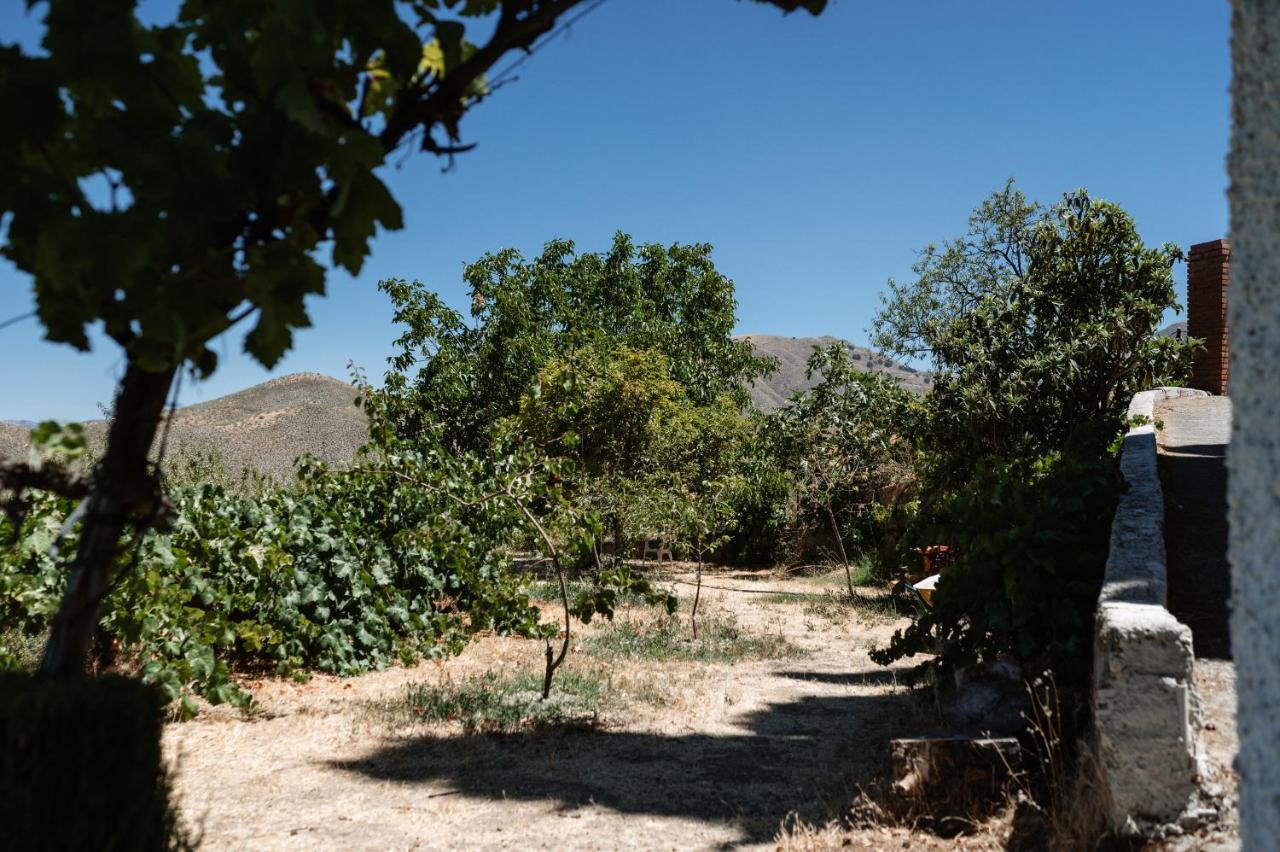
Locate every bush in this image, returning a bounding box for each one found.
[1,454,548,715]
[872,439,1121,688]
[0,673,192,851]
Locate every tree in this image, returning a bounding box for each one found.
[643,396,750,636]
[875,185,1197,491]
[871,180,1040,363]
[0,0,823,678]
[872,187,1198,686]
[512,344,685,556]
[768,343,916,587]
[379,232,775,452]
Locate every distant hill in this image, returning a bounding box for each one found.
[1159,321,1188,339]
[1,373,370,485]
[740,334,931,411]
[0,422,29,464]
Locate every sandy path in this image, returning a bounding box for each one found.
[165,569,936,850]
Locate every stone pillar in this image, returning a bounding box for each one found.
[1186,240,1231,395]
[1228,3,1280,850]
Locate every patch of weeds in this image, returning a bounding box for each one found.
[616,674,671,708]
[586,613,801,663]
[804,590,899,625]
[525,578,655,607]
[753,592,811,607]
[379,667,611,734]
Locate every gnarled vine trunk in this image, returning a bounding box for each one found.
[39,361,175,678]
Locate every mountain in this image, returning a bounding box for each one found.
[740,334,931,411]
[0,373,370,485]
[0,422,29,464]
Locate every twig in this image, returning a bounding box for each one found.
[0,311,36,332]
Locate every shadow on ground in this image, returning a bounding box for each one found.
[331,672,926,845]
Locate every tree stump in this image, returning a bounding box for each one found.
[889,736,1022,822]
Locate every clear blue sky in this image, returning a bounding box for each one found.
[0,0,1231,421]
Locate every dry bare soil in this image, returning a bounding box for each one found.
[164,569,995,851]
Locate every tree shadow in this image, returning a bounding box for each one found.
[331,678,924,845]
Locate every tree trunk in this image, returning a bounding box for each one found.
[611,515,626,562]
[39,361,176,678]
[690,539,703,640]
[824,500,855,598]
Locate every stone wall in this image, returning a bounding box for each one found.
[1093,388,1206,834]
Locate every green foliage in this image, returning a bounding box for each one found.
[872,184,1197,685]
[1,0,529,374]
[878,183,1198,487]
[378,233,773,452]
[567,562,677,624]
[28,420,87,465]
[0,673,192,851]
[767,343,918,569]
[1,447,550,713]
[872,444,1121,686]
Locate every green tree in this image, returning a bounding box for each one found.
[875,184,1197,487]
[768,343,916,586]
[378,233,775,451]
[0,0,823,678]
[872,186,1198,685]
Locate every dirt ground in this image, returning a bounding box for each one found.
[164,568,989,850]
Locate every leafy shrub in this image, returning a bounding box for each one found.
[1,453,548,715]
[0,673,192,851]
[872,440,1121,687]
[871,185,1196,686]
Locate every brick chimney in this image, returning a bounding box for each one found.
[1186,239,1231,395]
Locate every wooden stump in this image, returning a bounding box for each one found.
[889,736,1022,821]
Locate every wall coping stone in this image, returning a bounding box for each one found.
[1093,387,1208,836]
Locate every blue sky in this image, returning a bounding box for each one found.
[0,0,1231,421]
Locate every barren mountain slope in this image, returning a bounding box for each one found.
[0,373,369,484]
[0,422,29,463]
[741,334,931,411]
[130,372,369,483]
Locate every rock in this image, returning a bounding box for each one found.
[943,660,1032,736]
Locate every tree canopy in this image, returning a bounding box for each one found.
[379,232,774,451]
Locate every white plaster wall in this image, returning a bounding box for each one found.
[1228,4,1280,850]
